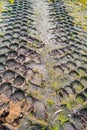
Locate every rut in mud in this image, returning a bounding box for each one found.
[0,0,87,130]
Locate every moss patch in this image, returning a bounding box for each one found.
[63,0,87,32]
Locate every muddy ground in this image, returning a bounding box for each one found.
[0,0,87,130]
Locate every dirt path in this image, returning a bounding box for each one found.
[0,0,87,130]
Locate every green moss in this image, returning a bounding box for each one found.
[47,99,54,106]
[57,112,69,125]
[0,34,3,37]
[51,82,58,88]
[51,127,58,130]
[66,100,78,109]
[30,90,43,100]
[76,96,83,103]
[70,34,76,39]
[76,85,83,92]
[50,111,69,130]
[9,0,14,3]
[85,15,87,19]
[63,0,87,31]
[41,127,47,130]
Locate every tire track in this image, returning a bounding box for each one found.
[0,0,87,130]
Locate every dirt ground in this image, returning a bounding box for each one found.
[0,0,87,130]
